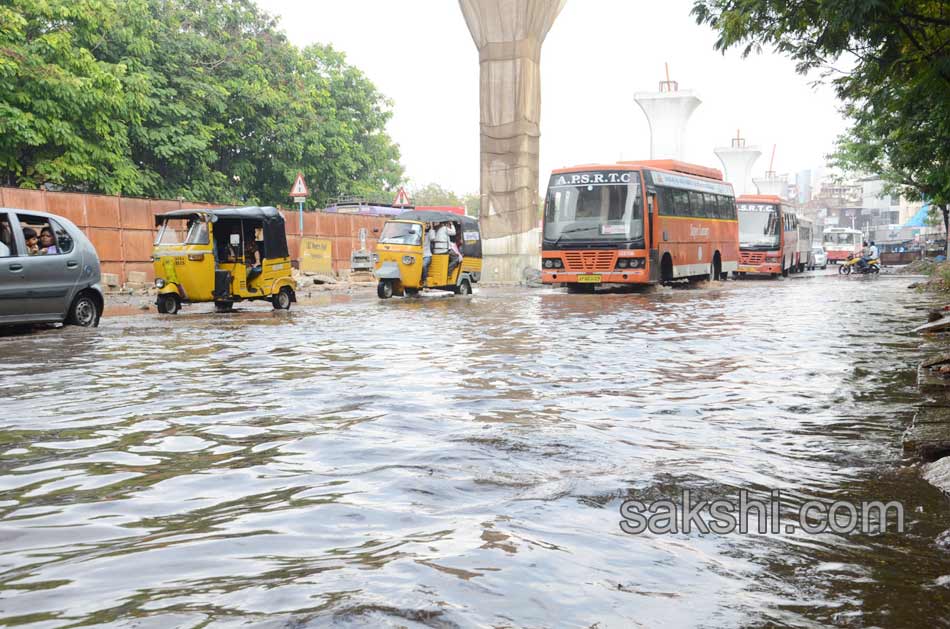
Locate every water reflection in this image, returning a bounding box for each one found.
[1,276,949,627]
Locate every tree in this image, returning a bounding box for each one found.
[410,182,463,207]
[692,0,950,251]
[0,0,403,207]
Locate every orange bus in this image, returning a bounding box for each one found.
[541,160,739,290]
[736,195,800,278]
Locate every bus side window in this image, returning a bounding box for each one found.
[687,191,704,218]
[703,193,719,219]
[672,189,690,217]
[659,188,673,216]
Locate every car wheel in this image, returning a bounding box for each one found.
[68,292,100,327]
[273,286,293,310]
[157,293,180,315]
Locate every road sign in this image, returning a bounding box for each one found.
[393,186,411,207]
[289,172,309,198]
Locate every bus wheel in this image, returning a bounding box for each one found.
[660,254,674,284]
[712,255,722,281]
[157,294,180,315]
[377,280,394,299]
[782,261,789,277]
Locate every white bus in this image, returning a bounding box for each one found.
[822,227,863,263]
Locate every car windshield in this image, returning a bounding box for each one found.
[543,171,643,242]
[738,204,780,248]
[379,221,422,245]
[155,218,210,245]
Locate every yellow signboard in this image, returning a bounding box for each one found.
[300,238,333,274]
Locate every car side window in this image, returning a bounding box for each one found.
[49,218,74,254]
[0,214,16,257]
[16,213,67,257]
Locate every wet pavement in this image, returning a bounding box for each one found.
[1,272,949,628]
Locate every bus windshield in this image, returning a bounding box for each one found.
[824,231,858,246]
[738,204,780,249]
[155,218,209,245]
[544,172,643,243]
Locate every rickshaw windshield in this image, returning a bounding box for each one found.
[155,218,210,245]
[379,221,423,246]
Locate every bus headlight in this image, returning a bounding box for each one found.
[154,278,165,288]
[544,259,553,268]
[544,259,563,269]
[616,259,628,269]
[552,259,563,269]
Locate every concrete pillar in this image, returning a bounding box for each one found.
[715,135,761,196]
[460,0,566,282]
[634,82,701,161]
[754,173,790,199]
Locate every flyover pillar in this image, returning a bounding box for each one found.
[459,0,566,282]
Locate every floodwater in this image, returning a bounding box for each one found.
[2,273,949,628]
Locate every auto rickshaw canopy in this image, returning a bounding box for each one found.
[395,210,482,259]
[155,206,289,259]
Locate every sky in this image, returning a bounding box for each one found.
[256,0,849,197]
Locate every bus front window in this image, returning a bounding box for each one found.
[738,204,780,249]
[544,172,643,244]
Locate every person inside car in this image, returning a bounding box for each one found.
[23,227,39,255]
[38,227,59,254]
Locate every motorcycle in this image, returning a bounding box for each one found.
[839,253,880,275]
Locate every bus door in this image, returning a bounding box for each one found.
[647,187,660,283]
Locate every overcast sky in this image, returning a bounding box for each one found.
[257,0,848,196]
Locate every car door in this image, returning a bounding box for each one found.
[0,210,29,319]
[15,213,83,320]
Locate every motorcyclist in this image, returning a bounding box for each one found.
[858,240,870,270]
[868,241,879,264]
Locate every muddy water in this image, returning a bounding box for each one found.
[1,274,949,628]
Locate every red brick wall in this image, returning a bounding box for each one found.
[0,188,386,283]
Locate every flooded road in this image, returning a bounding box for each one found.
[2,273,949,628]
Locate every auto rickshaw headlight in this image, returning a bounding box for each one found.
[402,255,415,265]
[154,278,165,288]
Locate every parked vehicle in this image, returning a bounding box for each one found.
[374,210,482,298]
[153,207,296,314]
[0,208,103,327]
[810,245,828,270]
[839,252,880,275]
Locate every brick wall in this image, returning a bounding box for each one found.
[0,188,386,284]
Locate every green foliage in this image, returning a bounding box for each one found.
[0,0,403,206]
[692,0,950,211]
[410,182,463,207]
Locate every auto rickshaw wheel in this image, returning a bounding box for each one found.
[455,279,472,296]
[214,301,234,313]
[273,287,293,310]
[377,280,394,299]
[157,294,180,315]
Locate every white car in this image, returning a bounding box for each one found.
[810,245,828,270]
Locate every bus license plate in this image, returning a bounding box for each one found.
[577,274,601,283]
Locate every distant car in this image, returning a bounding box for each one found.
[0,208,103,327]
[810,245,828,270]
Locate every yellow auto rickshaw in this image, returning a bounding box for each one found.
[374,210,482,299]
[152,207,296,314]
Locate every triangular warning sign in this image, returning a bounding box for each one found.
[393,186,411,207]
[289,172,309,197]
